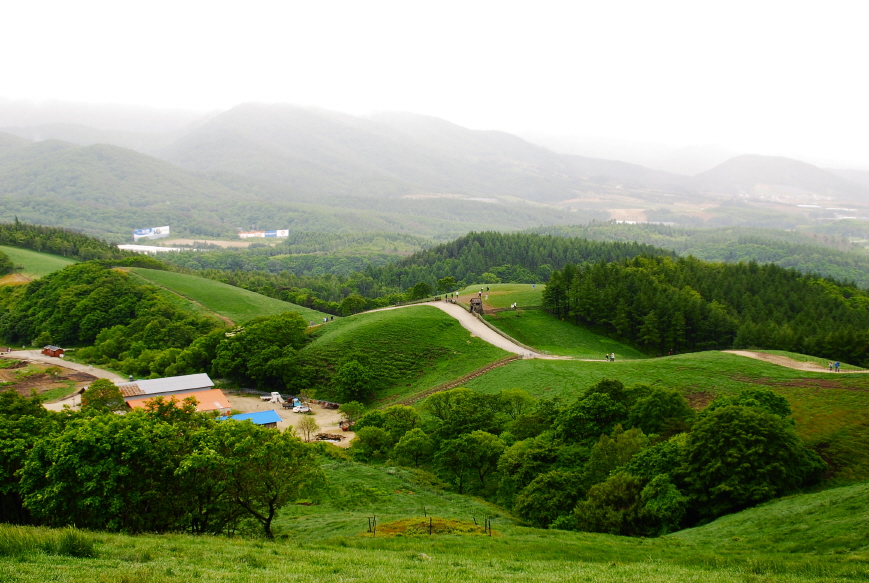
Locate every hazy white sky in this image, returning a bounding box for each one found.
[3,0,868,165]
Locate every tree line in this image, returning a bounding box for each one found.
[0,220,131,261]
[347,381,823,536]
[159,232,675,316]
[543,255,869,364]
[0,390,322,538]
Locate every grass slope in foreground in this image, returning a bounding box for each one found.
[300,306,508,404]
[672,481,869,555]
[484,309,647,359]
[2,470,868,582]
[129,268,329,325]
[463,351,869,484]
[0,245,76,280]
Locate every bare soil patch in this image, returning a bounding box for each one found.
[225,393,354,447]
[685,391,715,410]
[0,273,32,286]
[608,208,648,223]
[160,238,262,248]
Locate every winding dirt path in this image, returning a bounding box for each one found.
[363,301,568,359]
[723,350,869,373]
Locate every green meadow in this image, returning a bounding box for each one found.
[2,465,867,583]
[484,309,647,359]
[0,245,76,279]
[129,268,330,325]
[459,283,545,308]
[300,306,508,404]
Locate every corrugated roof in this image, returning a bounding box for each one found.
[217,410,282,425]
[119,384,145,397]
[117,373,213,396]
[126,389,230,412]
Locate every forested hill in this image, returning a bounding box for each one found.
[544,256,869,365]
[372,232,677,288]
[532,223,869,288]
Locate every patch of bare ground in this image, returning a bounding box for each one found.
[0,273,32,286]
[685,391,715,410]
[225,393,354,447]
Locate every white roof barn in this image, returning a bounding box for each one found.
[118,373,214,398]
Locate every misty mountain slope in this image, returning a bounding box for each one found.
[692,154,869,200]
[829,168,869,189]
[0,135,600,240]
[0,123,182,156]
[0,131,31,155]
[161,104,688,203]
[373,110,690,194]
[0,142,251,208]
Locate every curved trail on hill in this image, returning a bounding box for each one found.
[723,350,869,373]
[363,302,574,360]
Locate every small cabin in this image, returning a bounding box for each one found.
[42,345,64,358]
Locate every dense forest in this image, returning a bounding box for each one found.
[348,381,823,535]
[164,232,677,315]
[533,223,869,288]
[543,256,869,364]
[0,221,131,261]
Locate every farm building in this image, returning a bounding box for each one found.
[118,373,230,414]
[217,410,282,429]
[125,389,231,415]
[117,373,214,399]
[41,345,64,357]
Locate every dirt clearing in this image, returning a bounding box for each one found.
[226,393,354,447]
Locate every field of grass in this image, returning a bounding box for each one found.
[461,351,869,484]
[458,283,545,308]
[0,245,76,279]
[673,481,869,555]
[300,306,508,404]
[484,309,647,359]
[2,462,867,582]
[129,268,329,325]
[756,350,866,371]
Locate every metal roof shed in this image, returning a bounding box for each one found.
[217,410,282,429]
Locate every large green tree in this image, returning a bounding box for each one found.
[679,405,825,519]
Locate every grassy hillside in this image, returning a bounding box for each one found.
[0,245,76,279]
[460,283,545,307]
[484,309,647,359]
[2,464,867,582]
[672,481,869,555]
[129,268,329,324]
[460,351,869,484]
[298,306,508,403]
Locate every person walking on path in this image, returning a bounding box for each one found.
[829,361,834,371]
[835,361,840,372]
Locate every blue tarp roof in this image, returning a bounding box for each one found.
[217,410,282,425]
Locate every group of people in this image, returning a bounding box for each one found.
[605,353,616,361]
[829,361,841,372]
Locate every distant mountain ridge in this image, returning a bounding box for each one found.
[691,154,869,201]
[2,100,869,239]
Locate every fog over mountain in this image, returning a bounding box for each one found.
[2,98,869,241]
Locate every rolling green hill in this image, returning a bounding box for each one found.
[484,309,648,359]
[0,245,76,279]
[2,467,867,582]
[129,268,329,324]
[296,306,509,403]
[672,481,869,555]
